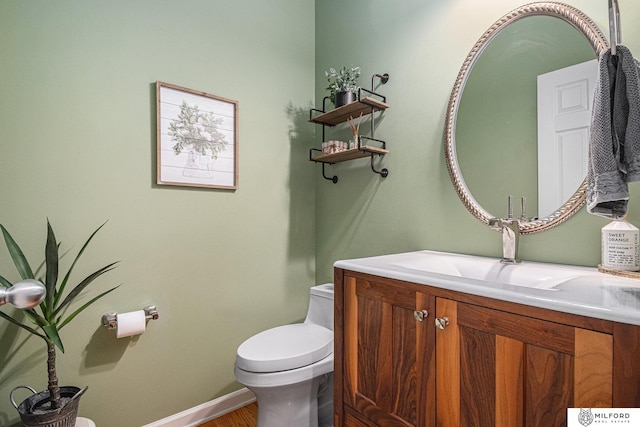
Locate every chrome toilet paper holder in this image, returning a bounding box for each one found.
[102,305,159,329]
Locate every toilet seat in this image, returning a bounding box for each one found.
[236,323,333,373]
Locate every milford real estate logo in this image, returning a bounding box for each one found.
[578,408,594,426]
[569,408,635,426]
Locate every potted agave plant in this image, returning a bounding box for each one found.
[325,66,361,107]
[0,220,119,427]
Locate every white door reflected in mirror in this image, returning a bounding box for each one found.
[537,59,597,218]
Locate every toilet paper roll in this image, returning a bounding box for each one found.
[116,310,146,338]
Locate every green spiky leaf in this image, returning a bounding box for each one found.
[54,262,119,316]
[54,221,107,308]
[44,221,59,318]
[0,311,47,341]
[42,323,64,352]
[58,285,120,330]
[0,274,12,288]
[1,225,35,280]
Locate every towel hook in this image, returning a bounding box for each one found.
[609,0,622,56]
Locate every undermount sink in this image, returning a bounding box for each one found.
[389,251,599,289]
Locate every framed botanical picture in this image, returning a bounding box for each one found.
[156,81,238,189]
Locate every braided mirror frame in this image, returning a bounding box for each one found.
[444,2,608,234]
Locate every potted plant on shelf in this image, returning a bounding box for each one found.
[0,220,119,427]
[325,66,361,108]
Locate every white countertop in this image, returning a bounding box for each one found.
[334,250,640,326]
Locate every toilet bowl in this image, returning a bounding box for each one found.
[234,283,334,427]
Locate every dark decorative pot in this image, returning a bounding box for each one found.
[10,385,87,427]
[334,91,356,107]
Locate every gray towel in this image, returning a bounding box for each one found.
[587,45,640,218]
[615,46,640,181]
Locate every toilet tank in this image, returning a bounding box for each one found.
[305,283,334,331]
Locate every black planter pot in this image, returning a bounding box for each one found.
[11,385,87,427]
[334,91,357,108]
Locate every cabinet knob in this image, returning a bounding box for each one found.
[435,317,450,330]
[413,310,429,322]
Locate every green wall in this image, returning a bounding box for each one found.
[315,0,640,282]
[3,1,640,426]
[0,1,315,426]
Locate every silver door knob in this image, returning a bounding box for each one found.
[435,317,450,330]
[413,310,429,322]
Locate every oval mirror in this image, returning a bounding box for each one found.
[444,3,608,234]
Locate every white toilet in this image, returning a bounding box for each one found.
[234,283,334,427]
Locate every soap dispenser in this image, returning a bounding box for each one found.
[601,216,640,271]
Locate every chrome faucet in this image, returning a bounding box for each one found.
[489,196,528,264]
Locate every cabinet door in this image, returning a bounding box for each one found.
[343,275,435,427]
[435,298,613,427]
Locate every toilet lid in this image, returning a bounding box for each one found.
[236,323,333,373]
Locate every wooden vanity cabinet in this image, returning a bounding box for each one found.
[336,271,436,427]
[436,298,612,427]
[334,268,640,427]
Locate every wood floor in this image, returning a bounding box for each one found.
[197,403,258,427]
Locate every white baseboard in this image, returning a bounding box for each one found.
[142,387,256,427]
